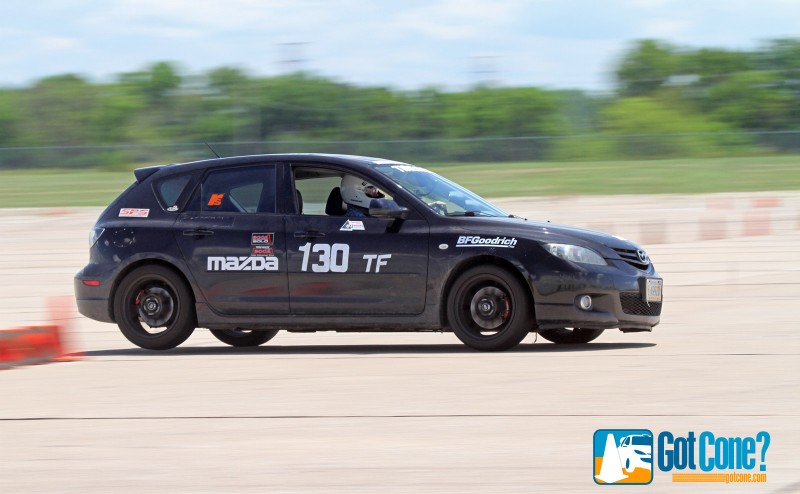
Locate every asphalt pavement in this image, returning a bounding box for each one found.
[1,194,798,493]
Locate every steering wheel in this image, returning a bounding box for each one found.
[429,201,448,215]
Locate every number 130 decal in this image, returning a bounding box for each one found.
[298,242,392,273]
[299,242,349,272]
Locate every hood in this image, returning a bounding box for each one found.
[453,216,643,254]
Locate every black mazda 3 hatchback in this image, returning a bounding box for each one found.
[75,154,662,351]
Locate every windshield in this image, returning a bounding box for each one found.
[375,164,508,217]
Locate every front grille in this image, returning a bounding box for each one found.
[620,292,662,316]
[613,247,650,270]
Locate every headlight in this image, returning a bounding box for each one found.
[544,243,606,265]
[89,227,105,247]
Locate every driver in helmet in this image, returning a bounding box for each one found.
[341,175,385,217]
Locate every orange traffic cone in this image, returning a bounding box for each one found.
[47,296,83,362]
[0,296,84,370]
[0,330,18,369]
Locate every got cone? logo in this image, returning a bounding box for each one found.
[594,429,654,485]
[595,433,629,484]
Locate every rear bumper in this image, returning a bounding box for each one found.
[76,296,114,323]
[74,271,114,323]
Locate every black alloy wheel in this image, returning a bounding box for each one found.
[447,265,533,351]
[114,265,196,350]
[210,329,279,347]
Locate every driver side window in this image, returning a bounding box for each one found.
[291,166,391,216]
[294,174,343,216]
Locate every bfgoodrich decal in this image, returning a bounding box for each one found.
[456,236,517,248]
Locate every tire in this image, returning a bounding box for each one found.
[113,265,196,350]
[537,327,603,344]
[446,265,533,351]
[210,329,279,347]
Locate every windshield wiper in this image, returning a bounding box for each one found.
[508,214,527,220]
[449,210,495,217]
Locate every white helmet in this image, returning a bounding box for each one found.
[340,175,384,208]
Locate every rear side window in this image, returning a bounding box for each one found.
[155,174,193,209]
[190,165,276,213]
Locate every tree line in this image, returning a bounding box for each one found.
[1,38,799,167]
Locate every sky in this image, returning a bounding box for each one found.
[3,0,800,92]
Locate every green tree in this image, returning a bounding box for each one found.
[606,97,752,158]
[755,39,800,126]
[680,48,751,85]
[704,71,792,130]
[118,61,182,105]
[207,66,249,94]
[0,90,22,146]
[21,74,97,146]
[441,87,563,137]
[616,40,678,96]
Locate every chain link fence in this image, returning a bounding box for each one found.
[1,131,799,169]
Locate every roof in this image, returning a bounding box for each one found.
[134,153,410,182]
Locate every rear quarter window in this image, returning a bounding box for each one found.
[154,174,194,210]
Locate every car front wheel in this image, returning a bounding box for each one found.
[537,327,603,344]
[210,329,279,347]
[447,265,533,351]
[114,265,196,350]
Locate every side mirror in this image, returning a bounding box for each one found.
[369,198,409,220]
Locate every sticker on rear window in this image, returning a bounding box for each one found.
[390,164,432,173]
[207,194,225,207]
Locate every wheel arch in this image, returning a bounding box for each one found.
[108,258,197,323]
[439,255,537,329]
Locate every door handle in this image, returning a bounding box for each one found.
[294,230,325,239]
[182,228,215,237]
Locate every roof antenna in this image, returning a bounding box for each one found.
[205,142,221,158]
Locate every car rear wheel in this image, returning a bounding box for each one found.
[210,329,279,347]
[114,265,196,350]
[537,327,603,344]
[447,265,533,351]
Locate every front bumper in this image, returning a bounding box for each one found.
[531,262,662,331]
[534,291,660,331]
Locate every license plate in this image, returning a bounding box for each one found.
[644,278,663,303]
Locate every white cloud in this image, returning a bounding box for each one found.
[37,36,81,50]
[622,0,680,8]
[2,0,800,90]
[638,19,694,38]
[394,0,525,40]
